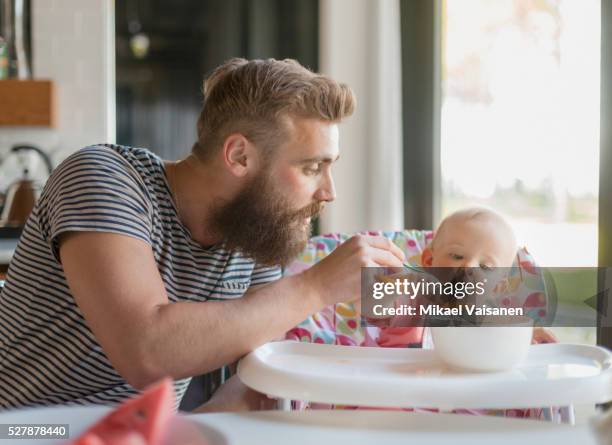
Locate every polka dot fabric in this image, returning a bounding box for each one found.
[284,230,548,348]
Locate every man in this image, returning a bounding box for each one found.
[0,58,406,410]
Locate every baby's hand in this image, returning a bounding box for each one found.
[531,327,557,344]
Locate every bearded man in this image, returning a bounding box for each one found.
[0,58,406,411]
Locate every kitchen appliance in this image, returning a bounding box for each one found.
[0,144,52,229]
[0,0,31,79]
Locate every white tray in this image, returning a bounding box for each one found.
[237,341,612,409]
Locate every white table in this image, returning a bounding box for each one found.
[0,406,599,445]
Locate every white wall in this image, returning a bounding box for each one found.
[318,0,404,235]
[0,0,115,187]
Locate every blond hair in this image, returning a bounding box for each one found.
[433,207,516,249]
[192,58,356,161]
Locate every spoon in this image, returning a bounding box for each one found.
[403,263,427,273]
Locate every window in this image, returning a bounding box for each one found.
[440,0,600,345]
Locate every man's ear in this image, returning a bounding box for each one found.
[421,248,433,267]
[222,133,258,177]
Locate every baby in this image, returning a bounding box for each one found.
[378,207,555,346]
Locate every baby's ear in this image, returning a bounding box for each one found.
[421,248,433,267]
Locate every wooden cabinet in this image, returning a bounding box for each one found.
[0,79,56,126]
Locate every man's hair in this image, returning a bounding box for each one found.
[192,58,356,160]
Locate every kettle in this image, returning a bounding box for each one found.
[0,144,53,228]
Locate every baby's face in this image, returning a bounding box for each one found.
[422,213,518,307]
[425,217,517,270]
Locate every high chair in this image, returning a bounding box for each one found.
[281,230,573,423]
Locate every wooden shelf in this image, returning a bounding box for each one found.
[0,79,56,127]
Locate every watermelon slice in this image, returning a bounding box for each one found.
[75,431,146,445]
[70,378,175,445]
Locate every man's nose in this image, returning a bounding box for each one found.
[314,173,336,202]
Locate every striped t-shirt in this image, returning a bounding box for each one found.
[0,144,281,410]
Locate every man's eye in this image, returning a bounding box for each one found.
[303,163,322,175]
[480,264,493,271]
[450,253,463,260]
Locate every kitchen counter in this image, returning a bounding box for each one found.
[0,237,18,267]
[0,227,22,272]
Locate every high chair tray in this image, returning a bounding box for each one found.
[237,341,612,409]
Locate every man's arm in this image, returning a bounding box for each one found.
[60,231,404,389]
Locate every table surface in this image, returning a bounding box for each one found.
[0,406,600,445]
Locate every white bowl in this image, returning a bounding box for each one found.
[430,326,533,372]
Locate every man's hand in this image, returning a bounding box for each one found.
[193,374,276,413]
[301,235,406,307]
[532,327,557,344]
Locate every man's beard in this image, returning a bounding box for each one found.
[209,173,324,267]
